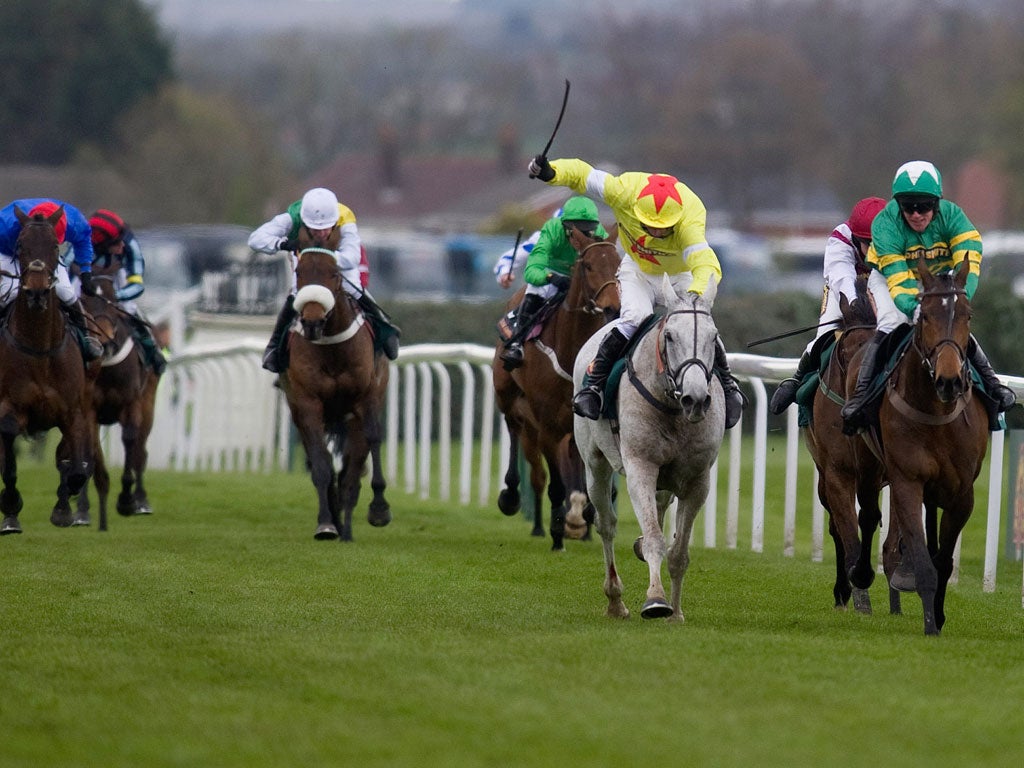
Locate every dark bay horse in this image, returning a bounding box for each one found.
[278,245,391,540]
[864,258,989,635]
[75,269,160,531]
[492,228,620,550]
[803,280,884,613]
[0,206,95,534]
[575,280,726,620]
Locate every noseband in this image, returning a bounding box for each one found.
[20,258,57,289]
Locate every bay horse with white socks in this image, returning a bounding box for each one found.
[278,240,391,541]
[0,206,95,534]
[492,228,620,550]
[574,278,725,620]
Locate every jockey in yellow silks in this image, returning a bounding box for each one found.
[528,155,744,426]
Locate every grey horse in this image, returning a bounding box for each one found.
[572,277,726,621]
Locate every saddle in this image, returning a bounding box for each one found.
[600,313,663,420]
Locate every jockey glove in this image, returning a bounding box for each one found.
[278,237,299,252]
[528,155,555,182]
[79,271,95,296]
[547,273,571,290]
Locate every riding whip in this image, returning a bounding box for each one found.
[540,79,571,157]
[745,319,839,348]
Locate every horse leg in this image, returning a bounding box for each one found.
[587,457,627,618]
[932,496,973,633]
[666,489,702,624]
[826,513,851,609]
[522,437,547,538]
[625,466,671,619]
[338,425,371,541]
[497,421,522,516]
[545,459,567,552]
[890,481,939,635]
[92,429,110,531]
[364,412,391,528]
[0,432,24,535]
[133,378,158,515]
[117,416,141,517]
[295,416,340,540]
[51,435,75,528]
[881,521,903,615]
[849,484,882,614]
[561,437,591,541]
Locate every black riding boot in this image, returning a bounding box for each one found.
[573,327,630,420]
[769,351,816,415]
[263,294,297,373]
[968,335,1016,411]
[357,292,401,360]
[127,315,166,375]
[500,293,545,370]
[65,301,103,362]
[840,330,888,435]
[714,336,745,429]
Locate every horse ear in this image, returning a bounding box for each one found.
[661,273,676,307]
[954,258,970,289]
[14,206,28,225]
[48,206,65,228]
[839,291,851,315]
[916,255,931,285]
[604,223,618,243]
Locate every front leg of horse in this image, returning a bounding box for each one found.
[546,467,567,552]
[891,482,939,635]
[497,424,522,517]
[308,444,341,540]
[589,463,628,618]
[625,469,671,619]
[666,497,700,624]
[0,433,24,535]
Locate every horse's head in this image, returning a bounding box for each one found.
[293,247,346,340]
[13,206,61,311]
[658,279,719,422]
[567,229,620,321]
[915,256,972,403]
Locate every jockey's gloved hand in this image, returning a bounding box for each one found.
[278,237,299,252]
[79,271,95,296]
[547,273,571,290]
[528,155,555,181]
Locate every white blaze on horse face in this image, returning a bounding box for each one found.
[294,285,335,313]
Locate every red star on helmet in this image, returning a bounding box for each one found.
[637,174,682,214]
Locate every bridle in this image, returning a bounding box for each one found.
[567,241,618,315]
[658,299,714,402]
[912,285,969,388]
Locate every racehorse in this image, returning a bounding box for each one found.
[277,234,391,541]
[74,268,160,531]
[492,228,620,550]
[802,279,884,613]
[866,257,989,635]
[0,206,95,534]
[574,279,726,620]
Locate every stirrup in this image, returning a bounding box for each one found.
[573,386,603,420]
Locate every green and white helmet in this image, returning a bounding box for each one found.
[891,161,943,199]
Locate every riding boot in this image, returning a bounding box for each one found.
[714,336,746,429]
[65,301,103,362]
[263,294,297,373]
[573,327,630,420]
[968,335,1016,411]
[840,330,888,435]
[500,293,544,370]
[769,351,816,415]
[130,317,167,376]
[357,291,401,360]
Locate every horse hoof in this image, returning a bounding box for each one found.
[633,536,646,562]
[851,588,872,614]
[1,517,22,535]
[314,524,339,540]
[497,489,520,516]
[50,510,74,528]
[890,565,916,593]
[135,505,153,515]
[71,516,91,527]
[640,599,673,619]
[367,505,391,527]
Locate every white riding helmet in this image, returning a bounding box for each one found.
[299,187,340,229]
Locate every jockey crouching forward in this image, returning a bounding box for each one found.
[0,198,103,363]
[249,187,401,372]
[87,209,166,375]
[528,156,745,427]
[840,160,1016,434]
[499,195,608,369]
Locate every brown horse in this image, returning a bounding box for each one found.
[278,244,391,540]
[492,228,620,550]
[75,268,161,531]
[0,206,95,534]
[803,279,885,613]
[863,257,989,635]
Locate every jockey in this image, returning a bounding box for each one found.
[248,187,401,371]
[499,196,608,370]
[528,155,744,427]
[841,160,1016,434]
[87,209,167,375]
[0,197,103,362]
[769,196,889,414]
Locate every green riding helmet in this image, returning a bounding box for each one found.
[559,195,600,223]
[891,160,943,199]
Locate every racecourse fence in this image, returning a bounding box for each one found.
[99,339,1024,605]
